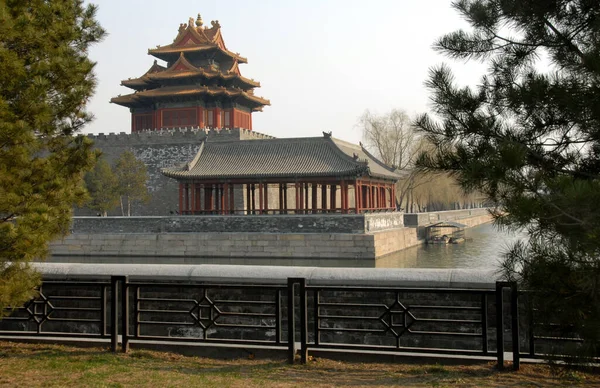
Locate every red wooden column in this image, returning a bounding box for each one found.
[184,183,190,214]
[371,184,375,210]
[195,184,201,214]
[330,184,337,212]
[258,183,264,214]
[223,183,229,215]
[245,184,251,215]
[204,185,213,214]
[192,183,196,214]
[251,184,256,214]
[278,184,283,214]
[263,183,269,214]
[299,183,304,213]
[355,181,361,213]
[197,107,203,127]
[295,183,300,214]
[339,181,345,213]
[178,183,184,214]
[191,183,196,214]
[228,184,234,214]
[283,184,288,214]
[214,108,222,128]
[342,181,349,213]
[311,184,318,214]
[321,184,327,212]
[304,183,310,213]
[352,181,357,213]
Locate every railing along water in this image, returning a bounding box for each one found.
[6,276,584,370]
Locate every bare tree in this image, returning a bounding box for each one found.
[359,109,418,170]
[358,109,484,212]
[358,109,426,210]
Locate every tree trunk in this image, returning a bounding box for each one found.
[127,197,131,217]
[120,196,125,216]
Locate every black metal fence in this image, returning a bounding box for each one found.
[1,277,584,370]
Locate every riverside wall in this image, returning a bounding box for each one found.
[49,210,493,262]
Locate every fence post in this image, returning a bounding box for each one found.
[511,282,520,371]
[495,282,505,369]
[110,276,119,353]
[101,285,108,337]
[287,278,296,364]
[110,275,128,353]
[121,276,129,353]
[299,278,308,364]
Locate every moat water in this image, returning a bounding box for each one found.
[50,222,526,270]
[375,222,525,269]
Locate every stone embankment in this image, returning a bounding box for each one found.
[49,209,492,262]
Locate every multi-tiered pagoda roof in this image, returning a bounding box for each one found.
[111,14,269,132]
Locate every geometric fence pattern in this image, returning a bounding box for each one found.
[0,278,587,370]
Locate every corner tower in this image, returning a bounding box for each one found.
[111,14,270,132]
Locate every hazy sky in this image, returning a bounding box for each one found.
[86,0,486,144]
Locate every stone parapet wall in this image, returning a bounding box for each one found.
[403,208,491,227]
[404,209,494,240]
[68,213,404,235]
[85,127,274,146]
[33,263,499,288]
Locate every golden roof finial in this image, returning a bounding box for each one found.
[195,13,203,27]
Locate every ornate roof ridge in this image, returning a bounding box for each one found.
[110,85,270,108]
[147,14,248,63]
[204,135,331,145]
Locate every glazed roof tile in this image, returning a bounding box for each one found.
[149,46,247,64]
[161,135,402,181]
[121,57,259,90]
[111,85,270,108]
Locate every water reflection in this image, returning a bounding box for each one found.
[376,223,526,269]
[49,223,525,269]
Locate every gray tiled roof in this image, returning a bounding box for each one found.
[161,135,402,181]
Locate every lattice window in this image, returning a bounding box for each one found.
[162,109,197,127]
[134,114,153,131]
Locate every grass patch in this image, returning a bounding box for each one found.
[0,341,598,387]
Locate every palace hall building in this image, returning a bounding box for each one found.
[162,133,400,215]
[111,14,402,215]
